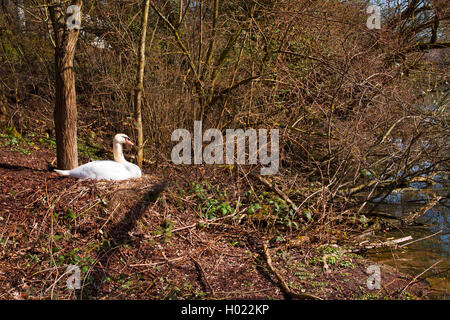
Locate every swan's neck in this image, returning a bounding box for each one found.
[113,142,127,164]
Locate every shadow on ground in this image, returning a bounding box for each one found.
[79,181,167,299]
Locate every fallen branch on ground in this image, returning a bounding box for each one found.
[262,242,322,300]
[252,173,296,208]
[351,236,413,252]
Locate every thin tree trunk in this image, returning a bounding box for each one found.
[48,0,82,170]
[134,0,150,168]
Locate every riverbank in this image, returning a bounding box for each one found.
[0,135,430,300]
[358,185,449,299]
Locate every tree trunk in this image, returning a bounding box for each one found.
[48,0,82,170]
[134,0,150,168]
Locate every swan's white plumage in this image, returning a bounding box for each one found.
[54,134,142,180]
[56,160,141,180]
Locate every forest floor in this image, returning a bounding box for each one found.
[0,132,429,300]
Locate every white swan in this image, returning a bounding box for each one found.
[54,133,142,180]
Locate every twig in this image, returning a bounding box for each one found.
[403,196,443,225]
[400,260,442,296]
[399,230,443,248]
[130,256,186,267]
[252,173,296,208]
[262,242,322,300]
[98,202,121,233]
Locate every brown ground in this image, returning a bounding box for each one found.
[0,136,429,300]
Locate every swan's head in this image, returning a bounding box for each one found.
[114,133,134,146]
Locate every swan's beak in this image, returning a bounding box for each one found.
[125,139,135,146]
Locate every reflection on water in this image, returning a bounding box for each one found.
[365,186,449,299]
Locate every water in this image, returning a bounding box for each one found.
[365,185,449,299]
